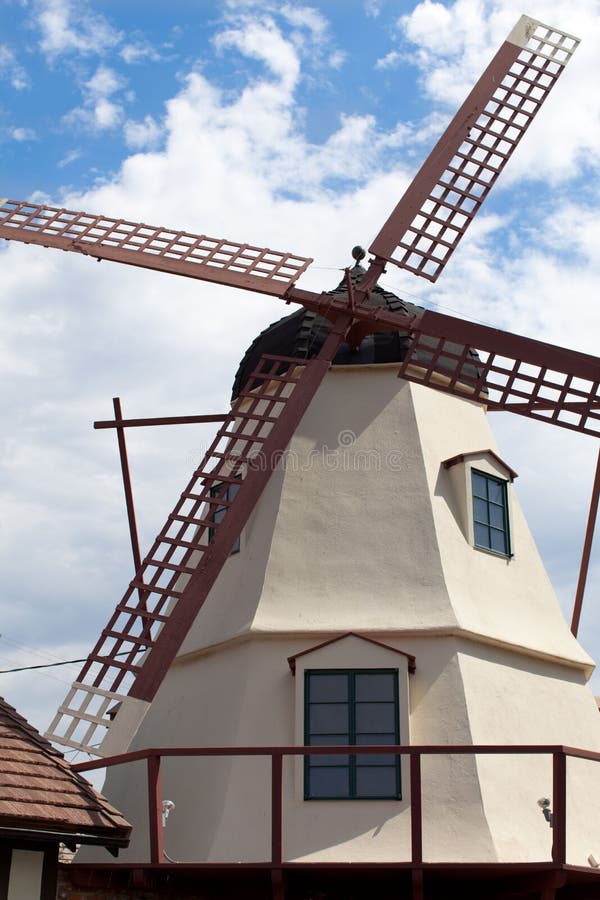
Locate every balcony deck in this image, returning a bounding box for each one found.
[68,744,600,900]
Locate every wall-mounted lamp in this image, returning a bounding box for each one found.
[537,797,553,828]
[162,799,175,827]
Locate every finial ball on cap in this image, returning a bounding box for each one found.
[351,245,366,263]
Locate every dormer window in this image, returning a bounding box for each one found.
[472,469,510,556]
[442,449,517,559]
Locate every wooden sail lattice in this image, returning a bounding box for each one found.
[370,16,579,282]
[399,311,600,436]
[0,200,312,297]
[45,349,337,756]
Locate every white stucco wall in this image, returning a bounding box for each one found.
[80,365,600,868]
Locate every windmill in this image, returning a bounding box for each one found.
[3,12,600,895]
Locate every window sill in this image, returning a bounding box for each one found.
[473,543,513,560]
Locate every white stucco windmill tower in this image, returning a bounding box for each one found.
[3,13,600,900]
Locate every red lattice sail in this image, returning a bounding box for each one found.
[45,322,349,756]
[0,200,313,297]
[369,15,579,281]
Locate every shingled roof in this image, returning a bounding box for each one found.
[0,696,130,849]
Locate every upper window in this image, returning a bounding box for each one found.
[472,469,510,557]
[304,669,401,800]
[209,480,240,554]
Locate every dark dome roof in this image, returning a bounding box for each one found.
[232,264,480,400]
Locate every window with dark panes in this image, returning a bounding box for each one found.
[304,669,401,800]
[472,469,510,556]
[209,480,241,554]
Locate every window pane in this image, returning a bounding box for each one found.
[474,522,490,548]
[309,674,348,702]
[356,733,397,746]
[309,733,349,746]
[472,472,488,498]
[355,673,395,701]
[356,753,398,766]
[490,528,508,554]
[487,479,504,504]
[308,754,349,766]
[308,767,350,798]
[355,766,398,798]
[489,504,505,529]
[309,703,348,734]
[355,702,396,733]
[209,481,241,553]
[355,730,397,766]
[473,497,489,524]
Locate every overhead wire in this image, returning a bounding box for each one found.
[0,634,136,678]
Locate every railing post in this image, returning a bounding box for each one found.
[410,751,423,864]
[271,751,283,865]
[147,754,164,864]
[271,751,284,900]
[411,750,423,900]
[552,750,566,866]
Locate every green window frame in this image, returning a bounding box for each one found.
[209,480,240,554]
[472,469,511,557]
[304,669,401,800]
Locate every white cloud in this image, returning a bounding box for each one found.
[58,148,82,167]
[396,0,600,184]
[364,0,382,16]
[62,64,126,132]
[328,49,346,70]
[9,126,36,141]
[376,50,402,70]
[0,43,29,89]
[214,17,300,92]
[33,0,121,59]
[120,42,162,65]
[124,115,162,150]
[219,4,342,78]
[279,4,328,39]
[85,64,124,97]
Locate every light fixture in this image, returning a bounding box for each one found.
[162,799,175,827]
[537,797,553,827]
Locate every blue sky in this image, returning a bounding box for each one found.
[2,0,600,751]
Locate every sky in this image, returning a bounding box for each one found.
[1,0,600,759]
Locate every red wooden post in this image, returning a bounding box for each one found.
[112,397,142,578]
[271,751,284,900]
[552,750,566,866]
[410,750,424,900]
[147,754,164,864]
[410,751,423,865]
[571,446,600,636]
[411,867,424,900]
[271,751,283,866]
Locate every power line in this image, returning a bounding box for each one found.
[0,656,91,675]
[0,650,139,675]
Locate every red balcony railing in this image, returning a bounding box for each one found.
[73,742,600,873]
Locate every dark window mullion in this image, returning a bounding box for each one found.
[393,668,400,796]
[349,671,356,798]
[472,469,510,557]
